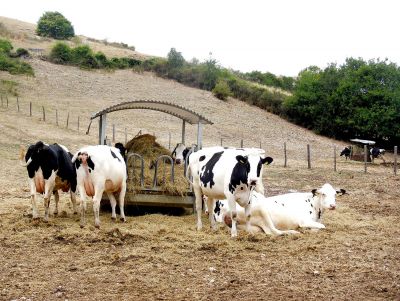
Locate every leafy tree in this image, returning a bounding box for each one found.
[212,79,232,100]
[49,42,72,64]
[167,48,185,69]
[36,11,75,40]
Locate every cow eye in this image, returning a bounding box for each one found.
[241,187,244,190]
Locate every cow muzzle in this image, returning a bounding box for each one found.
[175,159,182,165]
[250,180,257,186]
[329,204,336,210]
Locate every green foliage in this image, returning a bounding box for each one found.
[49,42,72,64]
[284,58,400,146]
[71,45,99,69]
[15,48,29,58]
[212,79,232,100]
[0,80,19,96]
[0,39,13,54]
[244,70,296,91]
[167,48,185,69]
[36,11,75,40]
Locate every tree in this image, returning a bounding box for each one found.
[36,11,75,40]
[167,48,185,69]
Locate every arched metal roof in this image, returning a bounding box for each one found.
[91,100,213,125]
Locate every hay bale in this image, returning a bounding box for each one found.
[125,134,189,196]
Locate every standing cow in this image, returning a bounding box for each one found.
[188,147,273,237]
[20,141,78,221]
[72,145,127,228]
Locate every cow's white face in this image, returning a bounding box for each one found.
[314,183,343,210]
[246,154,273,186]
[172,143,186,164]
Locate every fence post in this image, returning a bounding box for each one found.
[17,97,19,112]
[284,142,287,167]
[307,144,311,169]
[66,112,69,128]
[220,138,223,146]
[394,146,398,176]
[334,146,337,172]
[6,95,9,108]
[29,102,32,117]
[42,106,45,121]
[259,141,262,149]
[77,116,80,131]
[112,124,115,142]
[1,95,3,107]
[56,110,58,126]
[364,145,368,174]
[124,128,127,144]
[240,139,243,148]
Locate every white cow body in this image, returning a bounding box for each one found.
[72,145,127,228]
[214,183,345,235]
[188,146,272,237]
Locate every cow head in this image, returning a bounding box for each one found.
[114,142,126,159]
[72,151,95,170]
[21,141,48,167]
[311,183,346,210]
[247,154,273,187]
[171,143,186,165]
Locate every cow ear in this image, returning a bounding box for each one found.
[311,189,318,196]
[261,156,273,165]
[336,189,346,195]
[236,155,248,164]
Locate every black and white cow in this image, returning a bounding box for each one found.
[72,145,127,228]
[370,147,386,163]
[171,143,196,165]
[340,146,352,160]
[187,146,273,237]
[114,142,126,161]
[20,141,78,221]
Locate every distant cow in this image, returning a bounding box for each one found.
[20,141,78,221]
[214,183,346,234]
[188,146,273,237]
[114,142,126,161]
[370,147,386,163]
[340,146,352,160]
[171,143,197,165]
[72,145,127,228]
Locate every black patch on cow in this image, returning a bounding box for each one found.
[282,203,284,207]
[309,211,312,215]
[110,149,121,162]
[87,157,95,170]
[200,151,224,189]
[228,155,250,194]
[318,209,321,220]
[214,200,221,214]
[199,155,206,162]
[256,156,274,177]
[311,204,313,207]
[311,189,317,196]
[114,142,126,160]
[183,148,190,161]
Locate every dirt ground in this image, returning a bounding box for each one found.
[1,17,400,300]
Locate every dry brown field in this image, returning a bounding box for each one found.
[0,17,399,301]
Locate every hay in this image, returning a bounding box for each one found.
[125,134,189,196]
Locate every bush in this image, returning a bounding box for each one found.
[0,52,34,75]
[212,80,232,100]
[71,45,99,69]
[13,48,29,58]
[0,39,13,54]
[36,11,75,40]
[49,42,72,64]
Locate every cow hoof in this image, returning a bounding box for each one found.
[43,219,48,223]
[32,216,40,220]
[73,212,78,215]
[80,224,85,229]
[111,217,116,221]
[120,217,126,222]
[54,211,58,216]
[95,224,100,229]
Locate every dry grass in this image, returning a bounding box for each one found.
[0,17,399,301]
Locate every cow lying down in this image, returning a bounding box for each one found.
[213,183,346,235]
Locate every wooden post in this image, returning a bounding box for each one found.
[334,146,337,172]
[56,110,58,126]
[1,95,3,107]
[29,102,32,117]
[394,146,398,176]
[364,145,368,174]
[240,139,243,148]
[16,97,19,112]
[66,112,69,128]
[220,138,223,146]
[307,144,311,169]
[259,141,262,149]
[124,128,127,144]
[112,124,115,142]
[284,142,287,167]
[6,95,9,107]
[42,106,45,121]
[77,116,80,131]
[168,132,171,150]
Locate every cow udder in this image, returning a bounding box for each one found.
[35,175,45,194]
[105,179,122,193]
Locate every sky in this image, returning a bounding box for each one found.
[1,0,399,76]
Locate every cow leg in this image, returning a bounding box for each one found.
[29,178,39,219]
[227,196,238,238]
[107,192,117,221]
[299,220,326,229]
[93,186,104,228]
[43,178,55,222]
[206,197,217,230]
[118,181,126,222]
[78,185,87,228]
[70,191,78,214]
[53,190,59,215]
[194,187,203,231]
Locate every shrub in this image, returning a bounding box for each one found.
[0,39,13,55]
[36,11,75,40]
[49,42,72,64]
[71,45,99,69]
[0,52,34,75]
[212,79,232,100]
[13,48,30,58]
